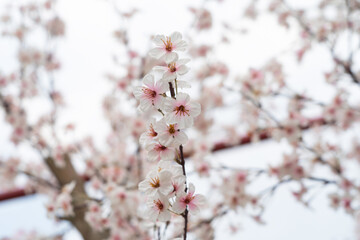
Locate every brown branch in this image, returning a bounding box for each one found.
[45,155,109,240]
[172,209,229,239]
[179,145,189,240]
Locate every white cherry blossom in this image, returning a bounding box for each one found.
[153,55,190,81]
[164,92,201,129]
[139,118,158,146]
[145,141,176,161]
[133,74,167,112]
[149,31,187,63]
[138,169,173,196]
[154,119,188,147]
[172,183,205,215]
[146,193,171,222]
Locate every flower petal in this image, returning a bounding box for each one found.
[149,47,165,59]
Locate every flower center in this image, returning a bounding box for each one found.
[168,124,176,134]
[155,144,167,152]
[154,199,164,211]
[184,195,195,204]
[142,87,157,99]
[175,105,190,116]
[162,37,173,52]
[148,124,158,137]
[172,183,178,193]
[149,176,160,188]
[168,62,177,72]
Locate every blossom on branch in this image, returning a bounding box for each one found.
[172,183,205,215]
[138,169,173,196]
[164,92,201,129]
[149,31,187,63]
[133,74,167,112]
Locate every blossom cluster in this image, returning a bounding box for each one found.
[134,32,205,224]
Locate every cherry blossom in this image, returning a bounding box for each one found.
[146,194,171,222]
[3,1,360,239]
[169,175,186,198]
[149,31,187,63]
[138,169,173,196]
[139,118,158,147]
[164,92,201,129]
[153,55,190,82]
[145,141,176,161]
[154,119,188,147]
[133,74,167,112]
[172,183,205,215]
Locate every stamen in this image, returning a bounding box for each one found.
[175,105,190,116]
[168,62,176,72]
[183,195,195,204]
[154,199,164,210]
[149,176,160,188]
[161,37,173,52]
[155,144,167,151]
[142,87,157,98]
[148,123,158,137]
[168,124,176,134]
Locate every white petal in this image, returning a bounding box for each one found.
[138,179,149,193]
[176,131,188,145]
[164,52,178,63]
[159,170,173,181]
[139,99,153,112]
[158,210,171,222]
[176,92,190,103]
[139,132,149,146]
[143,74,155,87]
[190,101,201,117]
[161,148,175,161]
[152,66,167,73]
[188,183,195,195]
[159,133,173,146]
[163,71,176,81]
[172,201,185,214]
[149,47,165,59]
[174,41,187,51]
[193,194,206,206]
[133,86,143,99]
[154,119,168,132]
[177,58,191,65]
[157,81,169,93]
[188,205,200,215]
[153,96,164,109]
[177,65,189,75]
[164,112,177,125]
[153,35,166,46]
[164,98,176,112]
[170,31,182,43]
[148,149,159,162]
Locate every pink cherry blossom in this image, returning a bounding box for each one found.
[164,92,201,129]
[169,175,186,198]
[153,55,190,81]
[139,118,158,146]
[133,74,167,112]
[172,183,205,215]
[138,169,173,196]
[154,119,188,147]
[149,32,187,63]
[145,142,176,161]
[146,194,171,222]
